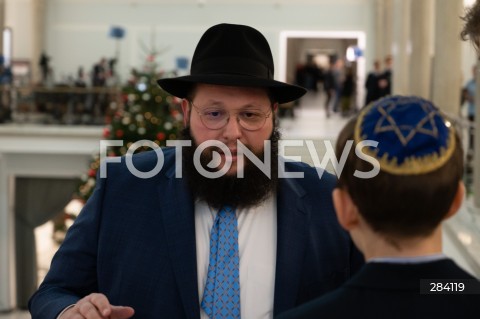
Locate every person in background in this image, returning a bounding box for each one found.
[0,55,12,122]
[339,67,355,116]
[377,55,392,99]
[303,55,322,93]
[39,52,50,85]
[323,59,339,118]
[29,23,363,319]
[92,58,107,87]
[278,96,480,319]
[74,66,87,88]
[364,59,382,106]
[331,58,343,113]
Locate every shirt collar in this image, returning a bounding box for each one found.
[368,253,447,264]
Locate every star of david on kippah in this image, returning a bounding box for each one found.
[354,96,456,175]
[375,97,440,146]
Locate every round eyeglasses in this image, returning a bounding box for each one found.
[189,100,272,131]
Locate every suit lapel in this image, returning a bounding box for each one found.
[273,177,309,315]
[158,167,200,319]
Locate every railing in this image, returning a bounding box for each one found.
[0,85,122,125]
[447,114,476,199]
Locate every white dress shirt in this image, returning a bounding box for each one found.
[195,196,277,319]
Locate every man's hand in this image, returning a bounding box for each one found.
[60,293,134,319]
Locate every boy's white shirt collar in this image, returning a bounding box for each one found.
[368,253,447,264]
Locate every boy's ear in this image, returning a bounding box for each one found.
[332,188,360,231]
[181,99,190,127]
[443,182,465,220]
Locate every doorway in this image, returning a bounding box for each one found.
[279,30,366,109]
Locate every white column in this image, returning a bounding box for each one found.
[431,0,463,114]
[31,0,45,84]
[0,156,15,311]
[0,5,14,311]
[392,0,410,95]
[0,0,5,54]
[409,0,433,99]
[375,0,385,60]
[383,0,394,59]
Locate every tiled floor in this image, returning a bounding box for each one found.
[280,92,351,140]
[2,92,479,318]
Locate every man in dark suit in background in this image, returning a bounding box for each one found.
[364,59,382,106]
[29,23,363,319]
[277,95,480,319]
[377,55,392,98]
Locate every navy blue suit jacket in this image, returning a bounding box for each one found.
[29,148,363,318]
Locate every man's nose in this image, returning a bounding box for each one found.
[222,115,242,140]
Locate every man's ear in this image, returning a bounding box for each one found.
[332,188,360,231]
[443,182,465,220]
[181,99,190,127]
[272,102,279,112]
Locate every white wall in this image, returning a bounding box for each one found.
[38,0,375,82]
[5,0,33,62]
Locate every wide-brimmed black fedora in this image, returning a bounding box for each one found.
[157,23,306,104]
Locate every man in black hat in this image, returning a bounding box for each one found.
[29,23,362,319]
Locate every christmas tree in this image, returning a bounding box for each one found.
[76,53,183,201]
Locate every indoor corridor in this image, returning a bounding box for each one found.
[2,91,479,319]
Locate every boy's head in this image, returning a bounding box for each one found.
[334,96,464,242]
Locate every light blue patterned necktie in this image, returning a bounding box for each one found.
[201,205,241,319]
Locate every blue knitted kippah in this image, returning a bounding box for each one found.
[354,96,456,175]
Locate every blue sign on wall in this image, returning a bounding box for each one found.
[109,26,126,39]
[176,57,189,70]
